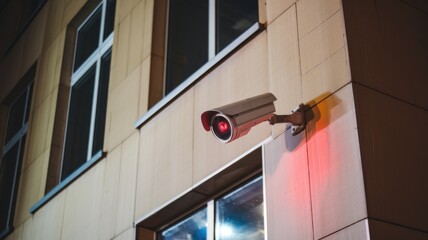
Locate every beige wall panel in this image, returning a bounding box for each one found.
[31,191,66,240]
[20,6,48,76]
[0,37,24,102]
[26,92,52,166]
[106,64,140,151]
[266,0,296,24]
[43,0,66,49]
[115,132,139,235]
[302,48,350,105]
[99,146,121,240]
[297,0,342,38]
[61,161,105,240]
[299,10,345,74]
[264,131,313,240]
[113,227,135,240]
[139,58,151,116]
[62,0,87,27]
[136,89,194,218]
[307,84,367,239]
[127,0,146,75]
[193,32,270,184]
[20,218,33,240]
[267,5,302,137]
[111,14,131,89]
[45,86,60,159]
[353,84,428,232]
[118,0,142,22]
[142,0,154,62]
[368,219,428,239]
[34,37,60,109]
[322,220,369,240]
[14,150,48,225]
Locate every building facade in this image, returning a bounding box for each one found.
[0,0,427,239]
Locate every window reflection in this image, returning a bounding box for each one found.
[215,176,264,240]
[159,207,208,240]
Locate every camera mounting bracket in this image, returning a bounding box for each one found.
[269,103,306,136]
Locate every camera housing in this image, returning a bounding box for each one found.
[201,93,277,143]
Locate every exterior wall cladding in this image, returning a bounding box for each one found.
[0,0,427,239]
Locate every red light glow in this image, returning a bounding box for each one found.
[217,120,230,133]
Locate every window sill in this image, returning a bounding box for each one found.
[134,22,263,129]
[29,150,105,214]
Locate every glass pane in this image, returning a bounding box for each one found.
[74,7,102,71]
[5,90,26,142]
[165,0,209,95]
[62,66,96,181]
[215,176,264,240]
[0,143,20,231]
[92,50,111,155]
[103,0,116,39]
[159,207,208,240]
[216,0,258,53]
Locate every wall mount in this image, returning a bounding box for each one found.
[269,104,306,136]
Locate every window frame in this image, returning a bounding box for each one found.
[157,175,265,240]
[60,0,113,181]
[29,0,115,214]
[135,0,262,129]
[135,146,266,240]
[0,80,33,239]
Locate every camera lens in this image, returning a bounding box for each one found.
[212,115,232,141]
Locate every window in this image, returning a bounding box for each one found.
[135,147,263,240]
[165,0,258,95]
[141,0,259,126]
[29,0,115,213]
[61,0,114,181]
[158,176,265,240]
[0,81,33,238]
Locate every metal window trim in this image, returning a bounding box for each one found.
[135,22,261,129]
[71,33,114,86]
[2,81,33,156]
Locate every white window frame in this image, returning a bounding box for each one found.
[135,0,260,128]
[0,81,33,238]
[61,0,114,178]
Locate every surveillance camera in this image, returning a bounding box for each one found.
[201,93,277,143]
[201,93,307,143]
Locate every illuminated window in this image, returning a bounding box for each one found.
[0,70,34,238]
[158,176,264,240]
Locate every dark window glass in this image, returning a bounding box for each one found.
[74,7,102,71]
[165,0,209,95]
[216,0,258,53]
[215,176,264,240]
[62,66,96,181]
[103,0,116,39]
[0,136,24,233]
[0,143,19,232]
[159,207,208,240]
[92,51,111,154]
[5,91,26,142]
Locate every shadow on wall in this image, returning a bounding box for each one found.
[284,91,343,152]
